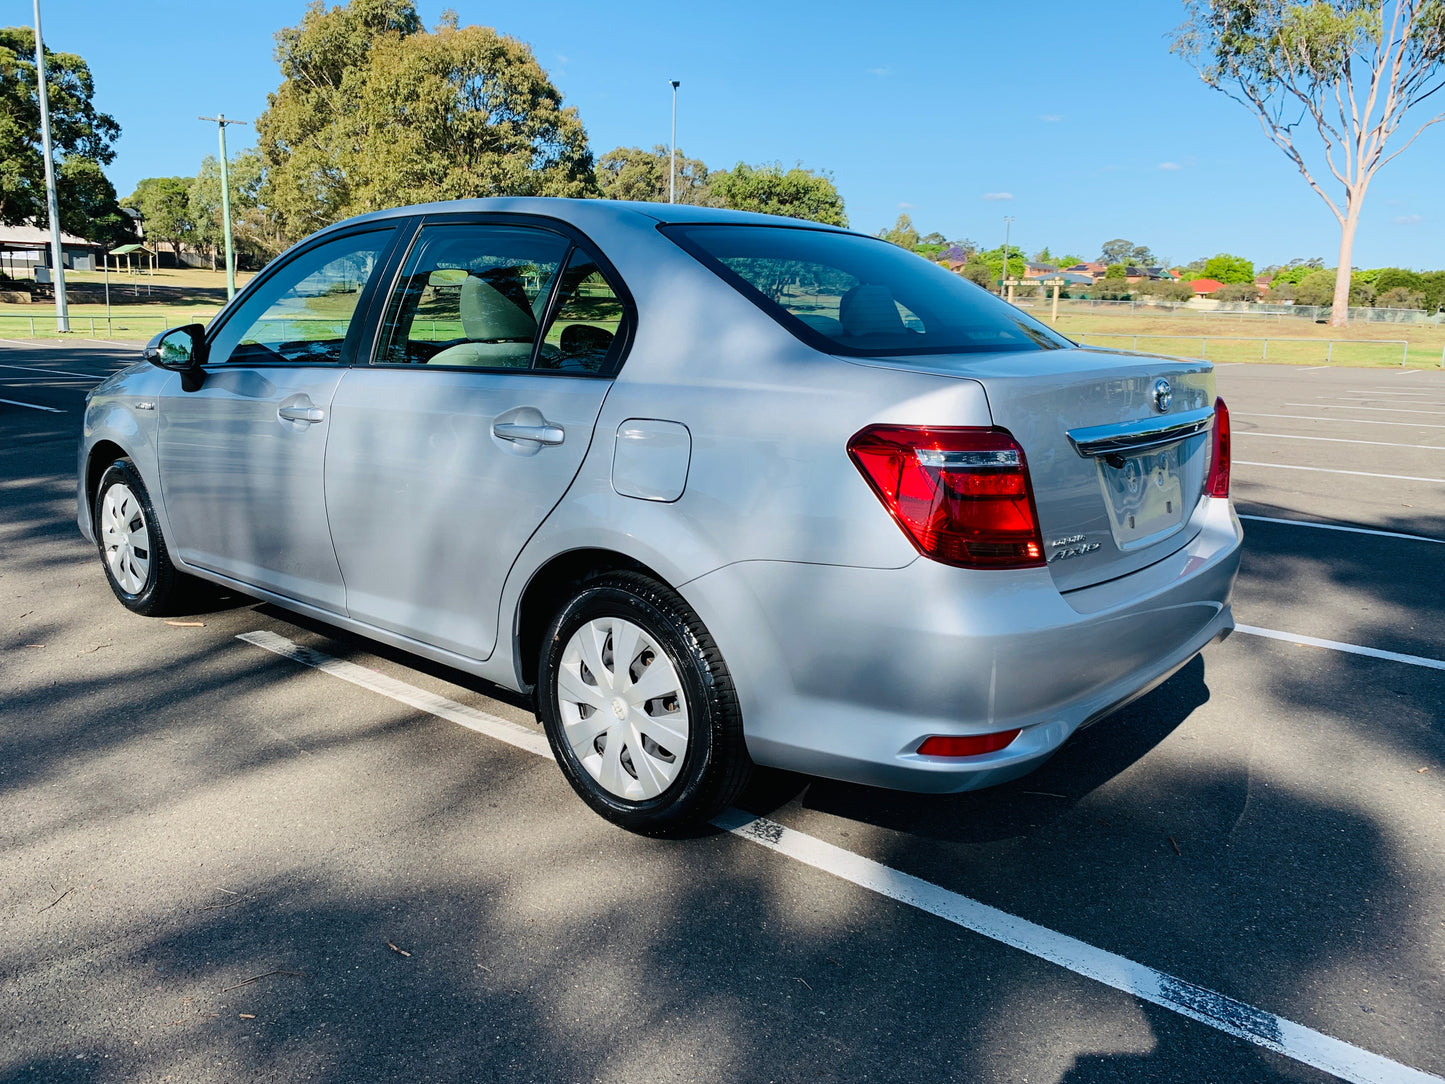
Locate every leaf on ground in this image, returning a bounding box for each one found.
[387,941,412,958]
[165,620,205,627]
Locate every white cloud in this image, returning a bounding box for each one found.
[1159,161,1183,171]
[555,54,569,65]
[1039,114,1064,123]
[897,201,915,209]
[982,192,1014,201]
[1392,213,1424,225]
[866,66,891,77]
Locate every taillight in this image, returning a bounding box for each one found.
[1206,397,1230,498]
[847,425,1045,569]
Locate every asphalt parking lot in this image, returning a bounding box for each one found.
[2,342,1441,1084]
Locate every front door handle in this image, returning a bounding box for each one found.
[278,405,325,424]
[492,421,564,446]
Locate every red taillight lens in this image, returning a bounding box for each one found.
[847,425,1045,569]
[1206,397,1230,498]
[917,730,1022,757]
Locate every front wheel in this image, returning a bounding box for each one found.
[94,458,192,616]
[537,572,751,834]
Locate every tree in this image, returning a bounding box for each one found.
[1377,284,1426,307]
[1104,262,1128,279]
[257,1,593,244]
[124,177,194,255]
[0,26,121,238]
[190,151,268,269]
[596,144,711,204]
[708,162,847,226]
[1100,238,1154,265]
[959,256,995,288]
[879,213,920,250]
[980,244,1026,283]
[1173,1,1445,325]
[1202,253,1255,283]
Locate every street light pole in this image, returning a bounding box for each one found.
[33,0,68,333]
[198,114,248,300]
[669,80,680,204]
[1001,216,1014,298]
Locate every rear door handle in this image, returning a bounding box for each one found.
[492,422,564,446]
[278,405,325,424]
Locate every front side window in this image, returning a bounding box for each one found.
[666,224,1072,357]
[376,225,570,369]
[209,231,390,366]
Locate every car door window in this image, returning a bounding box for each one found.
[535,248,626,374]
[375,224,570,369]
[208,231,391,366]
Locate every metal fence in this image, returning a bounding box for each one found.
[1072,332,1443,367]
[1015,297,1441,325]
[0,314,217,339]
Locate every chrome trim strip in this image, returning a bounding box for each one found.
[1066,407,1213,458]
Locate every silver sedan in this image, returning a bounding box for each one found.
[78,198,1241,832]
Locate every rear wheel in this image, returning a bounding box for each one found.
[537,572,751,834]
[94,458,192,616]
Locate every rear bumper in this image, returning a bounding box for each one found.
[680,498,1242,793]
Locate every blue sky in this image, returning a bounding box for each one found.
[27,0,1445,269]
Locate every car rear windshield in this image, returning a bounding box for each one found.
[665,224,1073,357]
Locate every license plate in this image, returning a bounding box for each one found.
[1097,445,1185,547]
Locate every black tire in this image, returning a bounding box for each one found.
[93,458,194,616]
[537,571,751,834]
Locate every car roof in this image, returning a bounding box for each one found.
[318,196,854,236]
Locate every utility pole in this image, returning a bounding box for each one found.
[1001,216,1014,298]
[198,114,247,300]
[33,0,68,332]
[669,81,680,204]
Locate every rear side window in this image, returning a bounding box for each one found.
[666,224,1072,357]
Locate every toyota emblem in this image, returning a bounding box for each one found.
[1153,378,1172,413]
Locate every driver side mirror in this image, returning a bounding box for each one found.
[143,324,208,391]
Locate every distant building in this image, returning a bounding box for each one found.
[1188,278,1227,297]
[0,223,103,276]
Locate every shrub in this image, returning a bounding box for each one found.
[1214,282,1260,302]
[1104,263,1127,279]
[1376,286,1426,309]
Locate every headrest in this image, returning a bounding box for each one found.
[839,284,904,338]
[461,274,537,341]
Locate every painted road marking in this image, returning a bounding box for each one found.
[0,362,110,379]
[1314,398,1445,408]
[238,627,1444,1084]
[1236,432,1444,451]
[0,397,63,413]
[1238,514,1444,545]
[1235,412,1445,430]
[1286,403,1445,417]
[1236,625,1445,672]
[1235,461,1445,484]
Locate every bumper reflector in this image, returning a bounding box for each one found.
[917,730,1021,757]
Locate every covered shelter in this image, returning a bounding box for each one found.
[107,243,158,273]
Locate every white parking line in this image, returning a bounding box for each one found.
[1235,461,1445,484]
[1236,432,1444,451]
[1314,398,1445,408]
[1235,625,1445,672]
[237,627,1444,1084]
[1238,514,1445,545]
[0,396,63,413]
[0,338,60,348]
[1236,412,1445,430]
[0,362,109,379]
[1285,403,1445,417]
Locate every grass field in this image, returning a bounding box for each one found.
[0,267,253,340]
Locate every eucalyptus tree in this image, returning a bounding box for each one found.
[1173,1,1445,325]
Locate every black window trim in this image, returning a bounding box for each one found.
[200,223,406,370]
[661,221,1073,358]
[359,211,637,380]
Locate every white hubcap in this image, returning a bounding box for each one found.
[556,616,690,801]
[100,482,151,595]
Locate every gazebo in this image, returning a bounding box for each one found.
[107,244,158,273]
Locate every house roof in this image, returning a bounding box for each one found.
[0,223,101,249]
[1189,278,1227,294]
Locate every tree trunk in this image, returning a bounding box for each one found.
[1329,184,1367,328]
